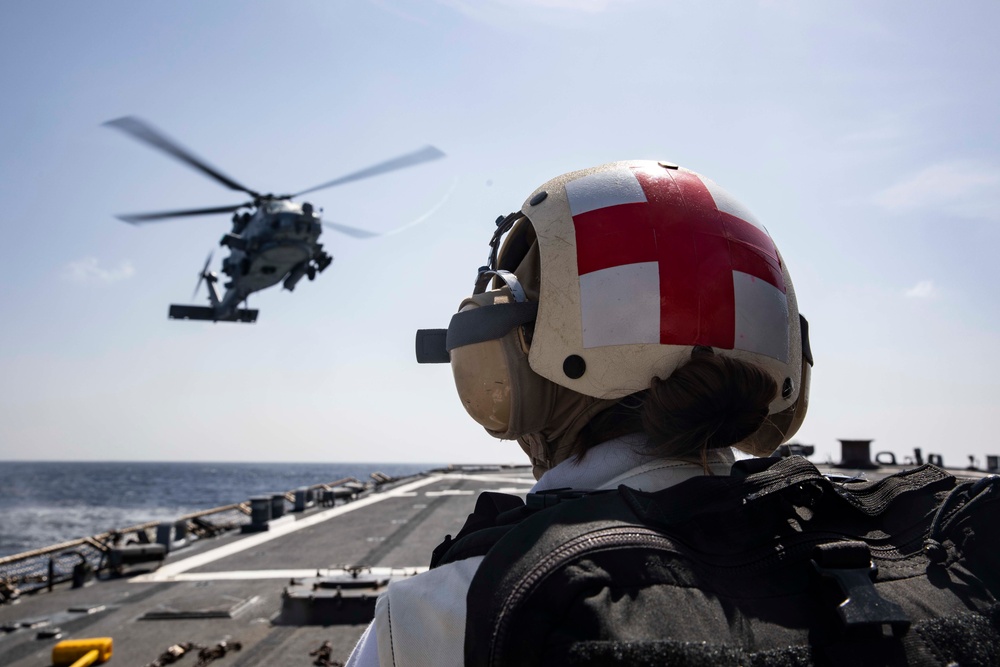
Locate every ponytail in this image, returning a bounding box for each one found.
[642,351,776,460]
[573,350,777,463]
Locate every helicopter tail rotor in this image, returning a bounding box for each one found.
[169,249,256,322]
[193,251,214,300]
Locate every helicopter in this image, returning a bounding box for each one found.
[105,116,444,323]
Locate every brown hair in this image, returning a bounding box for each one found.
[574,350,777,464]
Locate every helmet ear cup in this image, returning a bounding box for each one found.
[448,290,556,439]
[451,336,513,432]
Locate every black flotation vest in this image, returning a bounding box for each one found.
[430,456,1000,666]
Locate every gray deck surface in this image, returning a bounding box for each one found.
[0,468,536,667]
[1,461,991,666]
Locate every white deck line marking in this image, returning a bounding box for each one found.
[444,473,536,485]
[156,566,430,582]
[425,490,475,496]
[132,475,444,583]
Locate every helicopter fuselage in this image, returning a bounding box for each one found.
[219,199,328,298]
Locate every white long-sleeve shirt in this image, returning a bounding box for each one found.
[346,435,736,667]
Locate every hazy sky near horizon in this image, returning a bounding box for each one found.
[2,1,998,467]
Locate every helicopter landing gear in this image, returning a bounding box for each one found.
[284,255,328,291]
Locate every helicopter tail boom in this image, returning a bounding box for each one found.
[168,304,258,323]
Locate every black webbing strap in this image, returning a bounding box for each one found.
[415,302,539,363]
[445,302,538,352]
[474,269,527,302]
[431,492,527,569]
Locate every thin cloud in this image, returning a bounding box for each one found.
[507,0,627,10]
[382,177,458,237]
[874,160,1000,220]
[836,115,908,148]
[64,257,135,284]
[904,280,939,300]
[439,0,633,20]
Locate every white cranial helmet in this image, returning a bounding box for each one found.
[417,160,812,461]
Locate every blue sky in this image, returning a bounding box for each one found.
[1,1,998,467]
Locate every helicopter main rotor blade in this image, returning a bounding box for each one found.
[117,204,248,224]
[292,145,446,197]
[322,221,380,239]
[104,116,262,199]
[322,178,457,240]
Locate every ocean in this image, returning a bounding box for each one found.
[0,461,436,559]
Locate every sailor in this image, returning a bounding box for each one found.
[346,160,811,666]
